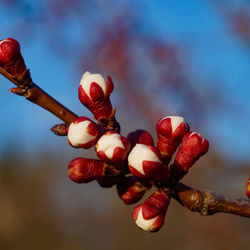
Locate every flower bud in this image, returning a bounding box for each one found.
[78,71,114,121]
[127,129,154,148]
[156,116,189,164]
[246,177,250,200]
[0,38,26,77]
[68,157,119,183]
[174,132,209,172]
[97,176,121,188]
[95,131,130,164]
[133,188,171,232]
[128,144,169,182]
[117,176,152,205]
[67,117,101,149]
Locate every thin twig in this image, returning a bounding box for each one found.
[173,182,250,217]
[0,67,78,125]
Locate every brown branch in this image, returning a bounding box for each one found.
[173,182,250,217]
[0,68,78,125]
[1,66,250,218]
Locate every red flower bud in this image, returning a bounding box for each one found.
[95,131,130,164]
[97,176,121,188]
[0,38,26,77]
[67,116,101,149]
[246,177,250,200]
[156,116,189,164]
[78,71,114,121]
[117,176,152,205]
[174,132,209,172]
[68,158,113,183]
[127,129,154,148]
[128,144,169,182]
[133,189,171,232]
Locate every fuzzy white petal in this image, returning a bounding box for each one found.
[128,144,161,175]
[80,71,107,98]
[97,133,125,159]
[68,120,95,146]
[168,116,184,133]
[136,208,158,232]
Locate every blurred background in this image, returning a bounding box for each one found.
[0,0,250,249]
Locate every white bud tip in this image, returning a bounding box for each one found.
[68,120,95,147]
[128,144,161,175]
[96,133,125,158]
[80,71,107,98]
[135,208,158,232]
[168,116,184,133]
[189,132,205,143]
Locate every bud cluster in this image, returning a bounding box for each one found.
[2,38,248,232]
[65,70,209,232]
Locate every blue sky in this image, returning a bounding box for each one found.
[0,0,250,163]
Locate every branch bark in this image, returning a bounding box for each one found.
[0,68,78,125]
[173,182,250,217]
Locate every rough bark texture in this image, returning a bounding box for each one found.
[173,182,250,217]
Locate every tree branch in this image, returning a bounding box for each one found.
[0,67,78,125]
[173,182,250,217]
[1,67,250,218]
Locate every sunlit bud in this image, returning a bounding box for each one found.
[117,176,152,205]
[95,131,130,164]
[156,116,189,164]
[174,132,209,172]
[78,71,114,121]
[127,129,154,148]
[68,157,120,183]
[246,177,250,200]
[0,38,26,78]
[128,144,169,182]
[133,189,171,232]
[67,117,102,149]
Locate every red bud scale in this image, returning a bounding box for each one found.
[174,132,209,172]
[0,38,26,78]
[133,188,171,232]
[246,177,250,200]
[156,116,189,164]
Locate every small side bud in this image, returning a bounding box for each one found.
[246,177,250,200]
[0,38,26,78]
[156,116,189,164]
[51,123,67,136]
[128,144,169,182]
[67,117,101,149]
[95,131,130,164]
[133,188,171,232]
[174,132,209,172]
[127,129,154,148]
[9,87,25,96]
[117,176,152,205]
[68,158,119,183]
